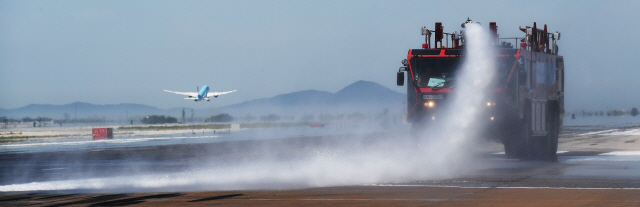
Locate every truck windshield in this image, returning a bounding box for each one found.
[411,57,462,88]
[411,56,517,88]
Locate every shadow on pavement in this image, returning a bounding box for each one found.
[188,193,243,202]
[44,194,129,207]
[86,193,184,206]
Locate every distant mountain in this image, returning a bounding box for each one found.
[333,80,405,105]
[0,102,168,120]
[0,80,406,120]
[227,90,334,109]
[216,80,405,116]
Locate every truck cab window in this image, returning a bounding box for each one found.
[411,57,462,88]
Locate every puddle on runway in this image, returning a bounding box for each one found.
[0,125,399,154]
[561,151,640,179]
[0,134,221,153]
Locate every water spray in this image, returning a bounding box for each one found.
[0,20,501,193]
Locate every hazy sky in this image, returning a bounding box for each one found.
[1,1,639,111]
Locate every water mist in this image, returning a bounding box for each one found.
[0,23,498,192]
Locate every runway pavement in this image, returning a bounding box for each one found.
[1,186,640,206]
[1,124,640,206]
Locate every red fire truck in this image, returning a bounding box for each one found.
[397,19,564,159]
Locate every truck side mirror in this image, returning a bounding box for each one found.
[397,72,405,86]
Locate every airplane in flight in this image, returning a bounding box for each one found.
[163,85,236,102]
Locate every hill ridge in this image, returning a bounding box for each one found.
[1,80,405,119]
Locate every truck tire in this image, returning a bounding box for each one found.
[543,103,559,159]
[504,100,531,158]
[531,102,559,160]
[504,132,526,158]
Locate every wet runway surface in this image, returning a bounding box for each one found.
[1,141,640,189]
[2,186,640,206]
[1,122,640,206]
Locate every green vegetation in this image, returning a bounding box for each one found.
[239,122,307,128]
[607,110,625,116]
[118,122,308,131]
[20,117,52,122]
[0,137,29,143]
[576,108,640,117]
[260,114,280,122]
[119,123,230,131]
[141,115,178,124]
[205,113,234,122]
[0,134,87,143]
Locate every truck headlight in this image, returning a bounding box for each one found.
[425,101,435,108]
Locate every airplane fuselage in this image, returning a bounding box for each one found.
[163,85,235,102]
[196,85,210,101]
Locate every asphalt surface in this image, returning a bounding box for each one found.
[1,124,640,206]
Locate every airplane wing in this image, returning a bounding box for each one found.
[163,90,199,97]
[207,90,237,97]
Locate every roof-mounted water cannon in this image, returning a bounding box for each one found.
[460,17,478,28]
[519,22,561,55]
[421,26,431,49]
[421,22,445,49]
[552,31,561,54]
[458,18,481,46]
[419,18,505,49]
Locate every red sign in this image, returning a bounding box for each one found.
[92,128,106,139]
[309,123,324,128]
[92,128,112,139]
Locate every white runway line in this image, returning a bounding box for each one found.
[578,128,640,136]
[578,129,618,136]
[600,151,640,156]
[244,198,448,201]
[492,151,568,155]
[0,135,220,148]
[607,129,640,136]
[371,184,640,190]
[565,151,640,162]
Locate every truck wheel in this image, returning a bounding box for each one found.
[504,135,525,158]
[544,106,559,159]
[504,113,530,158]
[519,115,532,158]
[532,103,559,160]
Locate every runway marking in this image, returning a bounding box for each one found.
[243,198,447,201]
[0,135,220,148]
[492,151,567,155]
[300,198,447,201]
[565,151,640,162]
[579,129,618,136]
[600,151,640,156]
[578,128,640,136]
[370,184,640,190]
[41,168,65,171]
